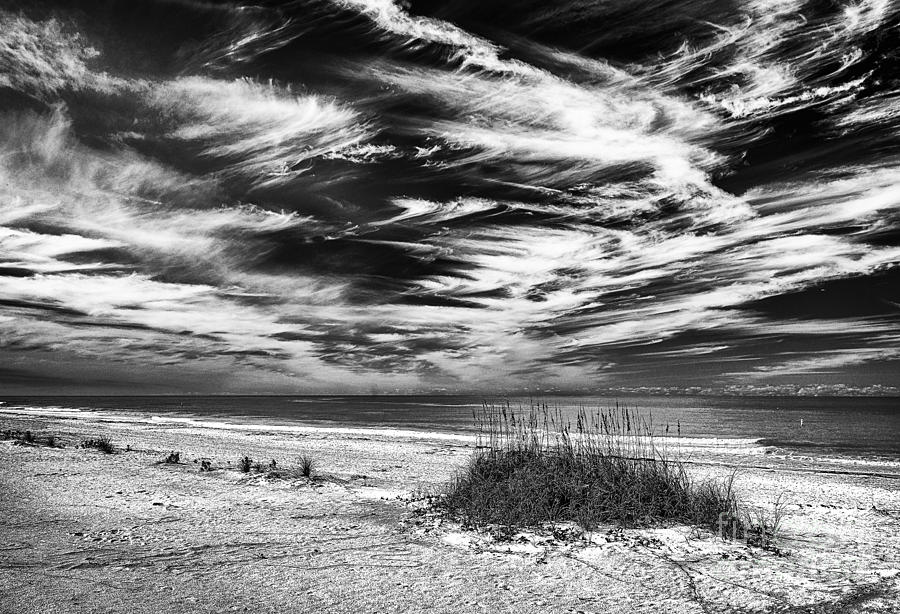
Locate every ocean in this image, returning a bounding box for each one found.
[2,395,898,460]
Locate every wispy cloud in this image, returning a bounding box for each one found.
[0,3,898,392]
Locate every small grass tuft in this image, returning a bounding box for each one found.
[81,436,116,454]
[231,455,317,480]
[299,455,315,478]
[745,493,789,553]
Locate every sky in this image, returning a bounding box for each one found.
[0,0,899,395]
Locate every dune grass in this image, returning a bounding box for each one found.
[439,402,744,534]
[235,455,317,480]
[2,429,38,446]
[81,436,115,454]
[299,454,315,478]
[3,429,66,447]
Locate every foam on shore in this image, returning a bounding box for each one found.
[4,403,899,475]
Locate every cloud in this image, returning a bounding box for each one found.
[656,0,888,118]
[732,341,900,379]
[0,11,115,97]
[144,77,372,187]
[0,4,899,392]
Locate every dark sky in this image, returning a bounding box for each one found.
[0,0,899,394]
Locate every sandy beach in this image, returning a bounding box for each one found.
[1,407,899,614]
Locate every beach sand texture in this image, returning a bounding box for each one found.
[1,408,899,613]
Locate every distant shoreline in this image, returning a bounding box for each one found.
[3,392,900,398]
[3,403,900,474]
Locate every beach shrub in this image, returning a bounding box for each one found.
[439,402,745,534]
[81,436,115,454]
[164,451,180,464]
[200,459,213,472]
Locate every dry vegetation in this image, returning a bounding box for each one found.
[439,402,746,535]
[2,429,63,448]
[80,436,116,454]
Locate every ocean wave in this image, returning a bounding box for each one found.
[146,414,477,441]
[0,403,762,446]
[757,437,900,454]
[0,404,85,414]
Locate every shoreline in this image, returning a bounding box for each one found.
[3,404,900,475]
[2,407,900,613]
[3,395,898,454]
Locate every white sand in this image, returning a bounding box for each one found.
[1,407,898,613]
